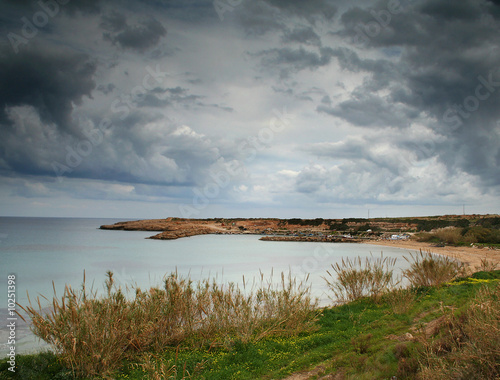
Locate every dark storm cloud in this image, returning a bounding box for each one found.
[237,0,336,36]
[324,0,500,189]
[419,0,482,21]
[281,26,321,46]
[0,46,96,133]
[256,46,335,77]
[317,93,416,128]
[263,0,337,19]
[0,0,499,215]
[97,83,116,95]
[1,0,101,15]
[132,86,233,112]
[101,11,166,51]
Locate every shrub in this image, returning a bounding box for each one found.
[323,253,397,303]
[416,226,500,246]
[463,226,500,244]
[402,250,465,287]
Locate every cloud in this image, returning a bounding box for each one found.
[263,0,337,20]
[318,0,500,192]
[281,26,321,46]
[2,0,101,15]
[237,0,336,36]
[317,93,417,128]
[0,45,96,134]
[0,0,499,217]
[101,12,167,51]
[256,46,335,77]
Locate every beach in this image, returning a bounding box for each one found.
[363,239,500,269]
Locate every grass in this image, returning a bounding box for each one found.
[2,256,499,379]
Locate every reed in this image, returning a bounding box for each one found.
[323,253,397,303]
[20,270,319,378]
[403,249,465,287]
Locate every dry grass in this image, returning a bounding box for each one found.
[477,256,499,272]
[323,253,398,303]
[133,353,204,380]
[417,282,500,379]
[403,250,465,287]
[20,270,319,378]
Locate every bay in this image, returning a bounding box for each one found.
[0,217,413,356]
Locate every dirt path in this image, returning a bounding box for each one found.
[362,239,500,269]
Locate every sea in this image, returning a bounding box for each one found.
[0,217,415,357]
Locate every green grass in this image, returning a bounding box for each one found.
[2,271,499,379]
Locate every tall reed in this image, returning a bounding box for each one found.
[20,270,319,378]
[403,250,464,287]
[323,253,397,303]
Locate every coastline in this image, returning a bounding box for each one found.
[362,239,500,269]
[100,217,500,270]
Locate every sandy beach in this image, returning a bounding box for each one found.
[363,239,500,270]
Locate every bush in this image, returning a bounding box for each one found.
[463,226,500,244]
[403,250,465,287]
[323,253,397,303]
[20,271,319,378]
[416,226,500,246]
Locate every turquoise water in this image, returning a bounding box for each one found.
[0,217,413,356]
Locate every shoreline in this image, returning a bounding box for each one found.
[100,217,500,270]
[361,239,500,269]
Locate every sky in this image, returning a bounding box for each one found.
[0,0,499,219]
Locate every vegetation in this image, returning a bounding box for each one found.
[2,254,500,379]
[418,279,500,379]
[10,271,318,378]
[403,250,466,287]
[285,218,325,226]
[323,254,397,303]
[416,226,500,246]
